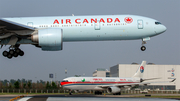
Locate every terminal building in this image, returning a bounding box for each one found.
[110,63,179,90]
[93,68,110,77]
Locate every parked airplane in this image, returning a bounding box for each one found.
[60,61,175,95]
[0,15,166,59]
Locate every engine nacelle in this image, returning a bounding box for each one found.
[107,86,121,94]
[31,28,63,51]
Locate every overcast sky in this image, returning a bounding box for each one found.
[0,0,179,82]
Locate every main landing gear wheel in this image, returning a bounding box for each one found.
[15,48,21,53]
[19,51,24,56]
[95,91,102,95]
[69,90,72,95]
[13,52,18,57]
[2,51,8,57]
[9,49,14,55]
[7,53,12,59]
[113,92,121,95]
[2,46,25,59]
[141,46,146,51]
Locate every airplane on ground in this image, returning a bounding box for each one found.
[60,61,176,95]
[0,15,166,59]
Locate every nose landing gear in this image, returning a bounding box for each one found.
[141,46,146,51]
[2,46,24,59]
[141,41,146,51]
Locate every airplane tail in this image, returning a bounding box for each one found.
[132,61,146,78]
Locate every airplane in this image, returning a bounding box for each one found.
[0,15,166,59]
[60,61,176,95]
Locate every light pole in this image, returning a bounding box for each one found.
[35,77,37,83]
[65,68,67,78]
[49,74,53,86]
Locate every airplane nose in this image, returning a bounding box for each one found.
[154,25,167,34]
[162,25,167,32]
[60,82,63,86]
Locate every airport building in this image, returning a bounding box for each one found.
[110,63,179,90]
[93,68,110,77]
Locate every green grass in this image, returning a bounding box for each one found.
[133,95,180,99]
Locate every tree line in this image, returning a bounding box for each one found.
[0,79,61,89]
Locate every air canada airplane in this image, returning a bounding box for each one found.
[61,61,175,95]
[0,15,166,59]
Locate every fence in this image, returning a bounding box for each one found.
[0,89,180,94]
[121,90,180,94]
[0,89,69,94]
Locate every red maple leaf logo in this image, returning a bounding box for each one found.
[124,17,133,24]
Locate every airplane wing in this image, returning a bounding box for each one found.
[0,18,35,31]
[0,18,36,45]
[99,78,176,88]
[99,82,150,88]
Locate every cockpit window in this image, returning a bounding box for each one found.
[62,80,68,82]
[155,22,161,25]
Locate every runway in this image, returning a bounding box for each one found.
[0,94,180,101]
[0,95,17,101]
[19,97,177,101]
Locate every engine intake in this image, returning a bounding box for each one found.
[31,28,63,51]
[107,86,121,94]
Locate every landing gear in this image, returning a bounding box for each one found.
[13,52,18,57]
[2,51,8,57]
[69,90,72,95]
[7,53,13,59]
[141,46,146,51]
[141,41,146,51]
[9,49,14,55]
[2,45,24,59]
[113,92,121,95]
[95,91,102,95]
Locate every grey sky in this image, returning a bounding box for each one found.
[0,0,179,82]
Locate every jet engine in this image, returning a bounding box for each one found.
[107,86,121,94]
[31,28,63,51]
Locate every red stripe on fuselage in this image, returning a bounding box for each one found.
[60,82,138,86]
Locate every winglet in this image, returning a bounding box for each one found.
[132,61,146,78]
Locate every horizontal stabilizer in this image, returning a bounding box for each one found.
[170,78,176,82]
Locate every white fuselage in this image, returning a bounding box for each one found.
[2,15,166,44]
[61,77,140,91]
